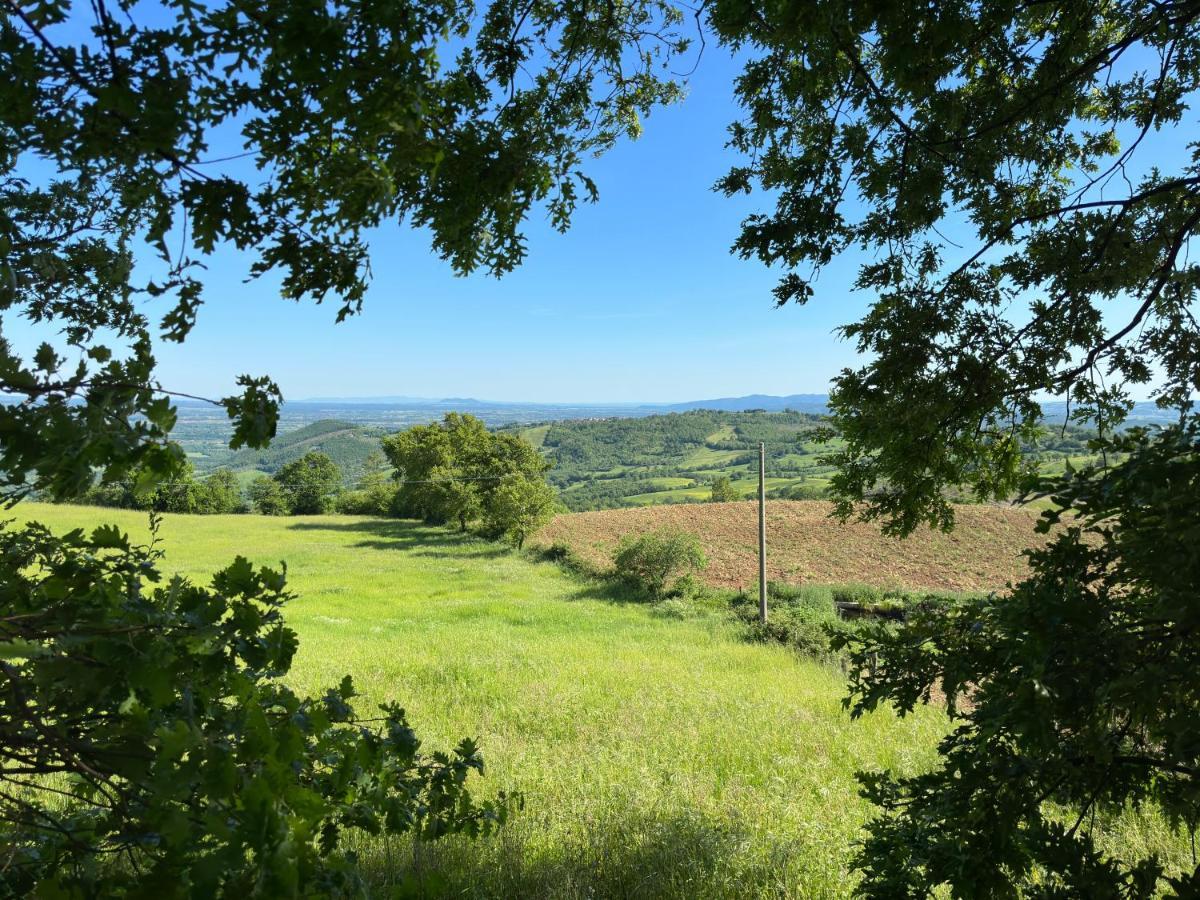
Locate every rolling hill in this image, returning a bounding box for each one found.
[205,419,386,483]
[189,408,1105,511]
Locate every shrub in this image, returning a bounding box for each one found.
[613,529,707,599]
[0,520,511,895]
[336,484,397,516]
[78,465,246,515]
[830,583,883,606]
[248,475,289,516]
[735,584,845,659]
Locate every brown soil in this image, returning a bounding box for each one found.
[531,500,1051,593]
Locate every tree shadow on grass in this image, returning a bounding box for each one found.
[362,805,797,899]
[287,518,657,606]
[286,517,509,560]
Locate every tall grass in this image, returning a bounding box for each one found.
[11,504,1193,897]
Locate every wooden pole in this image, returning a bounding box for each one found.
[758,441,767,625]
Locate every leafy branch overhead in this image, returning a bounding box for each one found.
[0,0,689,502]
[0,520,514,895]
[0,1,686,893]
[712,0,1200,533]
[707,1,1200,894]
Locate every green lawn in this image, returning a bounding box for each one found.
[10,503,1191,897]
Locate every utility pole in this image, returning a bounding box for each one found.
[758,441,767,625]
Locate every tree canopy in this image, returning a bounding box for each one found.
[275,451,342,514]
[6,0,1200,892]
[1,0,685,892]
[712,0,1199,533]
[0,0,688,505]
[383,412,553,538]
[708,0,1200,893]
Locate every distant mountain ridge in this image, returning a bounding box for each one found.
[648,394,831,414]
[299,393,830,413]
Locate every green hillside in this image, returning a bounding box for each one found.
[509,409,837,510]
[190,409,1102,510]
[195,419,386,484]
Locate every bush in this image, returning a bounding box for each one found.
[0,520,511,895]
[248,475,290,515]
[734,584,845,659]
[78,465,246,515]
[613,528,707,599]
[737,583,970,659]
[336,484,397,516]
[830,583,883,606]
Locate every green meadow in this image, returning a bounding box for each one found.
[11,503,1190,897]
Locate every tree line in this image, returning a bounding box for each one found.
[77,414,559,549]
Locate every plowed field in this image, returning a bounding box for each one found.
[532,500,1050,592]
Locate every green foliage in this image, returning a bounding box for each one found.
[79,464,245,514]
[711,0,1200,535]
[0,0,693,890]
[483,477,557,548]
[734,583,965,660]
[708,475,738,502]
[734,585,845,660]
[0,520,511,896]
[767,482,828,501]
[336,452,397,516]
[248,476,290,517]
[710,2,1200,891]
[613,529,707,600]
[274,451,342,515]
[529,410,827,510]
[0,0,687,503]
[833,425,1200,895]
[383,413,553,534]
[214,420,387,484]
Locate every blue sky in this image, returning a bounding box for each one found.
[142,46,863,404]
[8,22,1186,405]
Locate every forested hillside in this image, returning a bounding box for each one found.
[193,420,386,484]
[511,411,1102,511]
[191,410,1105,511]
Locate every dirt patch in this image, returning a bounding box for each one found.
[531,500,1050,593]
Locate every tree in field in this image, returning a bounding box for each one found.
[248,475,289,517]
[0,0,686,892]
[274,451,342,515]
[428,465,483,532]
[708,474,737,503]
[483,476,557,549]
[382,413,553,531]
[711,1,1200,893]
[200,468,245,514]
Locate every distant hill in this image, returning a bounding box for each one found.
[296,392,831,414]
[206,420,385,483]
[648,394,831,414]
[188,408,1108,506]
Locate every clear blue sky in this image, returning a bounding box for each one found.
[8,29,1182,405]
[143,46,864,404]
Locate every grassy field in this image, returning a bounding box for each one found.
[533,500,1055,593]
[10,503,1192,896]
